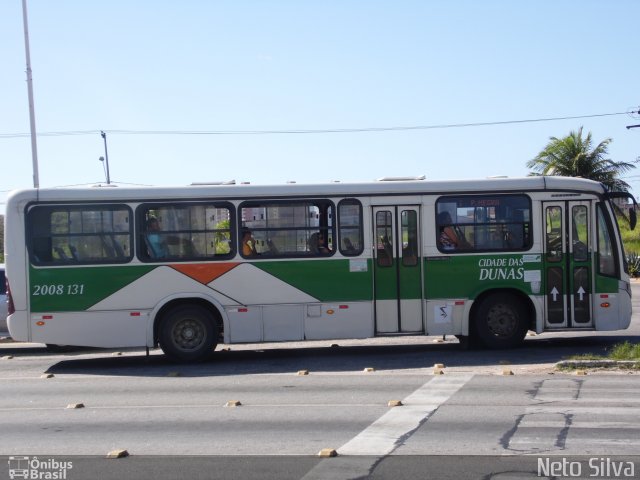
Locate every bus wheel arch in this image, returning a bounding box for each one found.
[153,298,224,362]
[469,289,534,349]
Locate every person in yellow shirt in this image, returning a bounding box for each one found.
[241,229,258,257]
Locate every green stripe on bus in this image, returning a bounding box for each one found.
[29,265,156,312]
[425,254,538,298]
[425,253,618,300]
[374,261,398,300]
[254,259,374,302]
[595,273,619,293]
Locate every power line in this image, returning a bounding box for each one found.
[0,130,98,138]
[0,111,633,139]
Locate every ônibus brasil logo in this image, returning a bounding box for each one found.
[8,456,73,480]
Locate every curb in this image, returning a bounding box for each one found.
[556,360,640,369]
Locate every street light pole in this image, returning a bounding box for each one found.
[100,131,111,184]
[21,0,39,188]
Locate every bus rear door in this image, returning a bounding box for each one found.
[543,201,593,328]
[372,205,423,334]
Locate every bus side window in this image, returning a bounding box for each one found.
[597,204,616,276]
[437,194,531,253]
[28,205,134,265]
[240,200,335,258]
[140,204,233,262]
[338,199,363,256]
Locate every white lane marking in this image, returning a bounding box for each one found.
[338,374,473,455]
[302,373,474,480]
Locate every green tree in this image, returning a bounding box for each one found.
[214,219,231,254]
[527,127,637,192]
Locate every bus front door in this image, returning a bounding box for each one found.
[543,201,593,328]
[372,206,423,334]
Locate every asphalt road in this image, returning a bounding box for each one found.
[0,370,638,479]
[0,284,639,479]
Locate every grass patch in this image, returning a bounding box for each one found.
[608,341,640,360]
[565,341,640,361]
[558,342,640,371]
[565,352,605,361]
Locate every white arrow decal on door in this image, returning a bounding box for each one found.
[551,287,559,301]
[577,286,586,301]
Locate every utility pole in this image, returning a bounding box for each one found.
[627,107,640,130]
[22,0,39,188]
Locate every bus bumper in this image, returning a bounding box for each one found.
[7,311,29,342]
[618,280,632,330]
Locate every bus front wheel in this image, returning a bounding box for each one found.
[158,305,218,362]
[473,293,528,349]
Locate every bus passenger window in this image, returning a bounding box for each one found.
[27,205,133,265]
[139,203,233,262]
[239,200,335,258]
[338,199,363,256]
[436,194,531,253]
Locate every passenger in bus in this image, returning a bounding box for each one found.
[376,235,393,265]
[145,217,169,258]
[403,231,418,264]
[266,238,279,255]
[343,237,357,254]
[241,228,258,257]
[309,232,331,255]
[505,210,525,249]
[437,211,469,250]
[318,233,331,254]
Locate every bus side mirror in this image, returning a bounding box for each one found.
[630,209,637,231]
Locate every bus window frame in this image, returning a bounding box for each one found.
[26,203,134,266]
[435,194,533,254]
[136,201,236,263]
[596,201,621,279]
[337,198,364,257]
[238,199,336,259]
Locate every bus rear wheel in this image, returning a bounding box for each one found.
[158,305,218,362]
[473,293,528,349]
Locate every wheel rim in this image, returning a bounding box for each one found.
[486,303,518,337]
[171,318,206,351]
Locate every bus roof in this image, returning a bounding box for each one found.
[6,175,607,204]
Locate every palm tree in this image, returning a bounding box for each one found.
[527,127,637,192]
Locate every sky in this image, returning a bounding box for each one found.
[1,1,639,206]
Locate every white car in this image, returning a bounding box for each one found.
[0,264,7,333]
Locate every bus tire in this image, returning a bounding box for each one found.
[158,305,218,362]
[45,344,77,353]
[455,335,481,350]
[473,293,528,349]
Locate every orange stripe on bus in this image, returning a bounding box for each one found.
[171,263,239,285]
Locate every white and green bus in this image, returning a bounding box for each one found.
[4,176,636,361]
